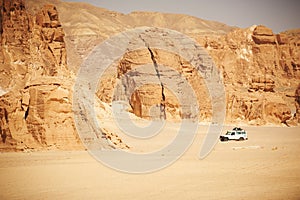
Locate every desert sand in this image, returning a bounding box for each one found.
[1,1,299,199]
[0,125,299,200]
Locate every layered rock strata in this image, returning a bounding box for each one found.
[0,0,81,151]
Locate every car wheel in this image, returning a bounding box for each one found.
[238,137,244,141]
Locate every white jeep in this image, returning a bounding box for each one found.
[220,127,248,141]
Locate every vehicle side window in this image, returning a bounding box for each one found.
[231,132,235,135]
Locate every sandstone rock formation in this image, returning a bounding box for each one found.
[17,0,300,127]
[0,0,81,151]
[94,24,300,126]
[96,47,212,122]
[195,25,300,125]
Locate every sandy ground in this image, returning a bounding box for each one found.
[0,125,300,200]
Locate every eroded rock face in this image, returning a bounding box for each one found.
[23,1,300,128]
[95,24,299,126]
[196,25,300,125]
[97,43,212,122]
[0,0,81,151]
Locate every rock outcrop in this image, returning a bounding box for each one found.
[0,0,81,151]
[195,25,300,125]
[97,47,211,122]
[25,0,300,127]
[95,25,299,126]
[252,25,276,44]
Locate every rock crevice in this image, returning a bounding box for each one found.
[137,34,167,119]
[146,46,167,120]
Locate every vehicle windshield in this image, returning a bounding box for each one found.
[226,131,232,135]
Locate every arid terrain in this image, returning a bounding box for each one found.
[0,125,300,199]
[0,0,300,199]
[1,0,299,151]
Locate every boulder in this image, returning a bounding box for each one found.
[252,25,276,44]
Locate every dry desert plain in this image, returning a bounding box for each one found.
[0,124,300,200]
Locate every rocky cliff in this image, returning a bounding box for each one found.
[95,25,300,126]
[0,0,81,151]
[0,0,299,151]
[195,25,300,125]
[29,0,298,127]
